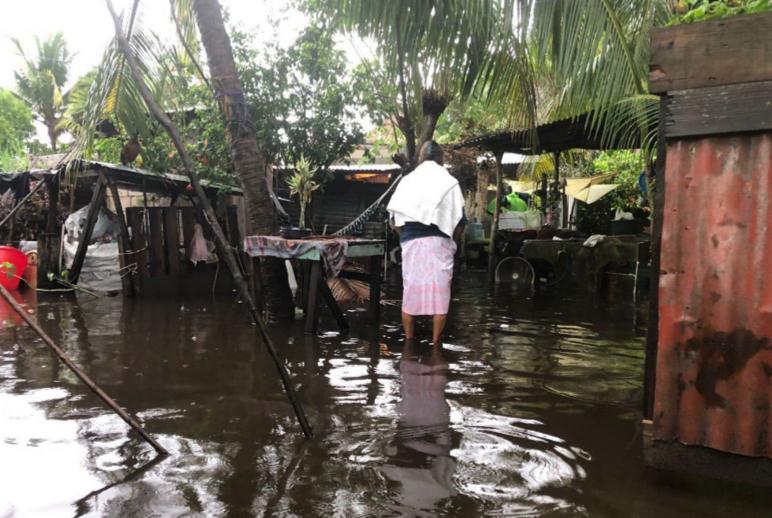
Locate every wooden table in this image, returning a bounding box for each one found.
[520,237,645,292]
[245,237,385,334]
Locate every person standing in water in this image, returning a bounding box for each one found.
[387,140,466,344]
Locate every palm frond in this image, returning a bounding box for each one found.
[65,7,174,175]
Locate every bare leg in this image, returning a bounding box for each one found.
[402,311,415,340]
[432,314,447,344]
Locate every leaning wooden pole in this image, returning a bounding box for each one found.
[106,0,313,439]
[0,283,168,455]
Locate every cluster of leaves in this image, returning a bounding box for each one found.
[0,89,34,159]
[670,0,771,24]
[232,24,365,178]
[0,184,67,242]
[286,155,320,228]
[12,32,73,151]
[563,150,648,234]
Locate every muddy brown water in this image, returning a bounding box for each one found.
[1,273,771,517]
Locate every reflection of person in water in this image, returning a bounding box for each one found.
[381,341,457,511]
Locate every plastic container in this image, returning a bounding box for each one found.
[0,246,28,290]
[499,212,527,230]
[466,221,485,242]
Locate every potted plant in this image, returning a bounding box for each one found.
[285,155,319,238]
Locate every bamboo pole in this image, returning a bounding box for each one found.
[0,179,47,229]
[0,283,168,455]
[106,0,313,439]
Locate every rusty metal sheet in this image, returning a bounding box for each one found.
[653,133,772,457]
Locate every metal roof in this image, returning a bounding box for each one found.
[455,112,644,155]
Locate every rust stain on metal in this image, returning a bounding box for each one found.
[654,133,772,458]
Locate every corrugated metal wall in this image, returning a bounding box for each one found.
[653,133,772,457]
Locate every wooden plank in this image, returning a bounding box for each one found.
[650,11,772,93]
[180,207,195,259]
[644,96,669,420]
[227,206,240,247]
[294,242,385,261]
[665,81,772,138]
[164,208,180,275]
[148,208,166,277]
[69,176,107,283]
[105,176,134,296]
[127,208,149,281]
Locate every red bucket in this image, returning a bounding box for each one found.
[0,246,28,290]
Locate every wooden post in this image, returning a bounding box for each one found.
[369,254,382,326]
[305,261,321,334]
[164,208,180,275]
[644,96,669,420]
[0,283,167,456]
[127,208,148,290]
[38,174,61,288]
[69,175,107,284]
[148,208,166,277]
[105,176,134,296]
[487,152,504,286]
[475,164,489,224]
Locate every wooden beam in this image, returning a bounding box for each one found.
[369,255,382,326]
[305,261,321,334]
[148,208,165,277]
[180,207,195,261]
[644,96,669,420]
[650,11,772,93]
[164,208,180,275]
[68,176,107,284]
[38,174,60,288]
[105,175,134,296]
[127,208,149,284]
[665,80,772,138]
[0,282,167,456]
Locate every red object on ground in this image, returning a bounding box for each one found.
[0,246,28,290]
[186,183,193,191]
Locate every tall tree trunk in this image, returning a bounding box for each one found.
[191,0,292,318]
[47,122,58,152]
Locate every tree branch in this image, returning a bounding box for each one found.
[105,0,313,439]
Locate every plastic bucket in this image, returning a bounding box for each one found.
[0,246,28,290]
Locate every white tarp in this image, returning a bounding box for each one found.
[63,204,123,293]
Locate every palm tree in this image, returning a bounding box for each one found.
[13,32,73,151]
[71,0,293,316]
[188,0,293,317]
[319,0,539,167]
[326,0,671,158]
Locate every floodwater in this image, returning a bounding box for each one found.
[2,274,772,517]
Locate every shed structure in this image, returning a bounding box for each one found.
[643,11,772,484]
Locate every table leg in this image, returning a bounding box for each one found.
[369,255,383,326]
[305,262,321,334]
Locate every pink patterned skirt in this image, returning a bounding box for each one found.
[401,236,457,316]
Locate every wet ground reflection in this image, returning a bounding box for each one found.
[2,273,772,516]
